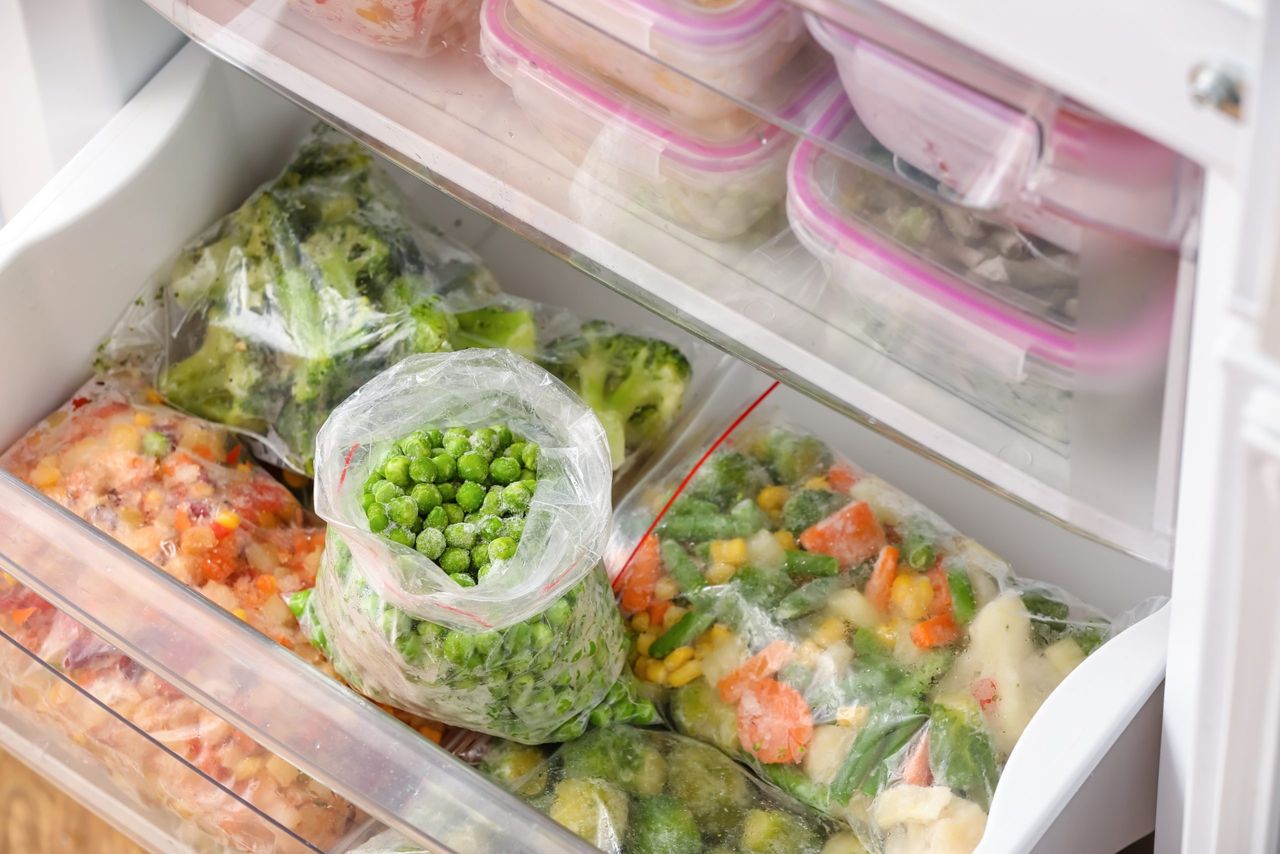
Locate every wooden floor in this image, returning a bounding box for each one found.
[0,748,143,854]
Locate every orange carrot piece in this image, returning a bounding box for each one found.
[10,607,37,627]
[911,613,960,649]
[827,464,859,494]
[719,639,794,704]
[900,731,933,787]
[864,545,900,613]
[797,501,886,568]
[647,600,671,627]
[926,566,952,617]
[736,678,814,764]
[620,535,661,615]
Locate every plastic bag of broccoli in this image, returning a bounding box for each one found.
[355,726,857,854]
[101,123,503,474]
[296,348,636,742]
[604,389,1150,853]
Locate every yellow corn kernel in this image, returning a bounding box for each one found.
[756,485,790,512]
[108,422,139,451]
[118,506,143,528]
[630,612,651,632]
[145,388,163,404]
[796,640,822,667]
[644,659,667,684]
[668,660,703,688]
[133,411,154,427]
[710,538,748,567]
[30,459,61,490]
[812,616,848,648]
[180,526,216,555]
[890,574,934,621]
[636,632,656,657]
[664,646,695,670]
[874,621,899,647]
[836,705,870,729]
[704,561,737,585]
[708,623,733,643]
[804,476,831,491]
[215,510,241,532]
[232,608,248,621]
[633,656,651,680]
[662,605,687,629]
[773,530,797,551]
[653,576,679,603]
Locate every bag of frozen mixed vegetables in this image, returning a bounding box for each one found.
[607,402,1122,853]
[358,726,860,854]
[295,348,647,742]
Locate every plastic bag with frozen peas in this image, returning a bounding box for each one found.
[296,348,640,742]
[355,726,860,854]
[608,401,1147,852]
[102,123,501,474]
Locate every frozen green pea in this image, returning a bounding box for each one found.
[432,454,456,481]
[411,483,443,513]
[409,456,437,484]
[545,599,571,629]
[395,630,423,663]
[424,428,444,448]
[520,475,537,490]
[471,427,499,455]
[456,481,485,512]
[450,573,476,588]
[443,426,470,443]
[388,495,419,528]
[502,483,532,513]
[141,430,171,458]
[503,517,525,541]
[444,503,465,524]
[476,563,494,581]
[415,527,446,560]
[445,522,477,549]
[440,547,471,574]
[521,443,539,470]
[383,455,412,487]
[443,436,470,458]
[380,607,411,638]
[471,542,491,567]
[366,505,390,533]
[424,505,448,530]
[481,490,504,517]
[442,630,473,665]
[372,480,402,503]
[504,441,526,461]
[477,515,504,541]
[489,456,521,485]
[401,435,431,460]
[474,630,502,656]
[492,425,514,448]
[529,622,553,649]
[359,491,378,512]
[386,527,414,547]
[488,536,518,561]
[457,452,489,483]
[438,481,457,502]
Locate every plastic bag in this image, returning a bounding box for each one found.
[299,348,629,741]
[0,375,358,851]
[356,726,858,854]
[102,124,502,475]
[606,393,1144,852]
[286,0,478,55]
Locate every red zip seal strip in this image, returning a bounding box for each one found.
[612,380,780,591]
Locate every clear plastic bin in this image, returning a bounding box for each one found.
[805,12,1198,250]
[786,99,1176,448]
[510,0,807,122]
[286,0,479,55]
[482,0,839,240]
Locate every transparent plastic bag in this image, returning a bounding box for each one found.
[102,124,502,475]
[0,375,359,851]
[300,349,628,741]
[357,726,856,854]
[286,0,478,56]
[606,392,1153,852]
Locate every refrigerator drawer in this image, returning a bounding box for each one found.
[0,44,1170,853]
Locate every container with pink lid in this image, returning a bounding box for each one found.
[287,0,478,54]
[482,0,840,240]
[510,0,810,122]
[787,99,1177,447]
[805,12,1199,251]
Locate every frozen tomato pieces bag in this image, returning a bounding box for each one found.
[287,0,478,55]
[607,395,1128,853]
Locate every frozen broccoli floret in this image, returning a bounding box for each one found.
[161,324,267,433]
[753,429,833,484]
[626,795,701,854]
[665,740,750,836]
[669,680,739,754]
[301,220,394,297]
[928,701,999,811]
[541,321,691,469]
[687,450,772,511]
[782,489,849,534]
[479,740,551,798]
[560,727,667,796]
[739,809,822,854]
[547,778,629,850]
[452,305,538,355]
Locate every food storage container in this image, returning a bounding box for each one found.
[286,0,479,54]
[786,99,1176,448]
[482,0,839,240]
[510,0,808,122]
[805,12,1199,250]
